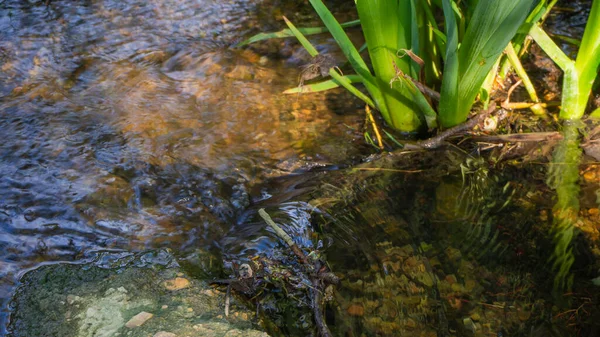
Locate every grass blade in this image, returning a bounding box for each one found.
[282,16,318,57]
[308,0,390,127]
[438,0,460,127]
[283,75,363,94]
[571,0,600,119]
[328,69,375,108]
[235,20,361,47]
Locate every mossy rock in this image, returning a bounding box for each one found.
[7,249,269,337]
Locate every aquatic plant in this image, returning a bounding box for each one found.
[526,0,600,290]
[239,0,535,132]
[528,0,600,120]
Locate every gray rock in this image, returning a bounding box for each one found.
[8,249,269,337]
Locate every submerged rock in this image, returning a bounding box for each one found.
[7,249,269,337]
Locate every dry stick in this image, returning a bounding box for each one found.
[312,277,332,337]
[401,103,498,151]
[258,208,308,264]
[225,284,231,317]
[365,105,384,149]
[258,208,332,337]
[470,131,563,143]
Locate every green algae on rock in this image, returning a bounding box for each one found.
[7,249,269,337]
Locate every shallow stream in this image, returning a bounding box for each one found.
[1,0,600,336]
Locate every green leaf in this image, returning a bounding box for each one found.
[572,0,600,119]
[355,0,424,131]
[438,0,460,127]
[529,24,572,71]
[235,20,361,47]
[308,0,392,129]
[282,16,318,57]
[283,75,363,94]
[328,69,375,108]
[440,0,536,127]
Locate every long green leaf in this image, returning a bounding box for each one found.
[235,20,361,47]
[328,69,376,108]
[283,16,318,56]
[308,0,373,82]
[438,0,460,127]
[307,0,391,129]
[440,0,536,127]
[283,75,363,94]
[355,0,424,132]
[278,16,375,108]
[529,24,572,70]
[569,0,600,119]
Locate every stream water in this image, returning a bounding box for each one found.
[1,0,600,336]
[0,0,365,333]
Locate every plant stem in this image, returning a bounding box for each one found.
[505,42,546,115]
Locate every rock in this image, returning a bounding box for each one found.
[153,332,177,337]
[463,317,477,333]
[445,274,458,284]
[518,308,531,321]
[66,294,81,305]
[8,249,270,337]
[125,311,153,328]
[163,277,191,291]
[347,304,365,316]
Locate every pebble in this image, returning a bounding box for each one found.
[584,171,597,182]
[125,311,153,328]
[153,332,177,337]
[463,317,476,333]
[66,294,81,305]
[201,289,215,297]
[347,304,364,316]
[518,309,531,321]
[445,274,458,284]
[164,277,191,291]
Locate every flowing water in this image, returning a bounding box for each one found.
[0,0,366,333]
[1,0,600,336]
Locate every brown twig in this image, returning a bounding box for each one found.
[258,208,336,337]
[259,208,308,264]
[470,132,563,143]
[400,103,498,151]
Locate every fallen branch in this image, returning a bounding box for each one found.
[258,208,335,337]
[470,131,563,143]
[258,208,308,265]
[399,103,500,151]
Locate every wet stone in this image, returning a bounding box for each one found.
[153,332,177,337]
[347,304,364,317]
[163,277,191,291]
[125,311,153,328]
[8,249,269,337]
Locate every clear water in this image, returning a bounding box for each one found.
[1,0,600,336]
